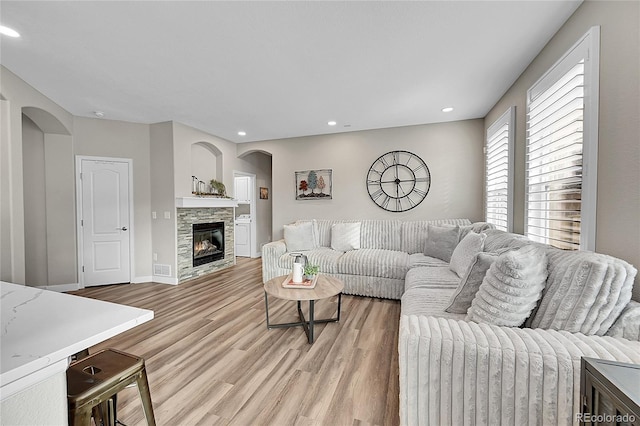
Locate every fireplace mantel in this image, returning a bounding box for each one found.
[175,197,239,208]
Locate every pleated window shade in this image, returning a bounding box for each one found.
[485,108,514,232]
[525,32,598,251]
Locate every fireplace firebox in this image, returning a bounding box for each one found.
[192,222,225,266]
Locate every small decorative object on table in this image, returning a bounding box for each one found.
[304,264,319,281]
[282,273,318,289]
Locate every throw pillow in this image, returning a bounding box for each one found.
[449,232,487,277]
[424,225,460,263]
[466,244,548,327]
[445,251,499,313]
[331,222,361,252]
[606,300,640,341]
[283,221,317,252]
[526,249,636,335]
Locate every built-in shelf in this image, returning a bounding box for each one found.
[175,197,239,208]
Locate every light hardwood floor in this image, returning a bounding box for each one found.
[71,258,401,426]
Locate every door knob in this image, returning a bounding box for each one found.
[119,227,128,231]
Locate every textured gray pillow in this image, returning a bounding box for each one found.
[283,221,317,251]
[424,225,460,262]
[445,252,499,313]
[331,222,361,252]
[606,301,640,341]
[527,249,636,335]
[449,232,487,277]
[466,244,548,327]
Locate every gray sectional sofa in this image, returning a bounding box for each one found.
[261,219,640,426]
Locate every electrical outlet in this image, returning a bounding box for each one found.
[153,253,158,261]
[164,211,171,219]
[152,211,157,219]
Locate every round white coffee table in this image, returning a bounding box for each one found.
[263,274,344,344]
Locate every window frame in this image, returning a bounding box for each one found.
[525,26,600,251]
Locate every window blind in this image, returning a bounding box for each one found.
[525,60,585,250]
[485,108,514,232]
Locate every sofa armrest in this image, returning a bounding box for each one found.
[399,315,640,426]
[261,239,288,282]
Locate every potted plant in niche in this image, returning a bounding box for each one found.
[209,179,226,197]
[304,264,319,281]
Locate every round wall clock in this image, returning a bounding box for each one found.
[366,150,431,212]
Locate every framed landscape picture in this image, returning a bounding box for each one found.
[295,169,332,200]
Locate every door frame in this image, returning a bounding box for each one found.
[233,170,258,257]
[75,155,135,288]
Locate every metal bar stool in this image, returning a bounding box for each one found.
[67,348,156,426]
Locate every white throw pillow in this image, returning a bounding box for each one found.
[449,232,487,277]
[466,244,548,327]
[331,222,361,252]
[283,221,317,252]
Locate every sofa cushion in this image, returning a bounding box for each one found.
[445,251,500,314]
[606,301,640,341]
[401,286,466,320]
[482,228,531,253]
[466,244,548,327]
[449,232,486,277]
[527,249,636,335]
[360,220,403,250]
[337,248,409,280]
[278,247,343,274]
[408,253,448,268]
[424,225,460,262]
[404,266,460,291]
[331,222,361,251]
[283,221,317,251]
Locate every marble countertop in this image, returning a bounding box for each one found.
[1,282,153,401]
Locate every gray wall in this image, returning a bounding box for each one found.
[22,115,48,285]
[74,117,153,281]
[240,119,485,240]
[0,66,74,285]
[485,0,640,300]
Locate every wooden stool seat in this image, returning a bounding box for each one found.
[67,348,155,426]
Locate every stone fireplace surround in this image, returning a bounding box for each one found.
[176,206,235,283]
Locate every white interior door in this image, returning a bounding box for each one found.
[79,158,131,286]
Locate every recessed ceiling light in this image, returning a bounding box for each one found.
[237,131,246,136]
[327,121,337,126]
[94,111,104,118]
[0,25,20,38]
[442,107,454,113]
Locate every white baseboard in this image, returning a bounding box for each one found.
[131,276,152,284]
[152,276,179,285]
[43,283,81,292]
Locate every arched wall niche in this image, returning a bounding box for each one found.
[190,141,223,194]
[21,106,76,287]
[22,106,71,135]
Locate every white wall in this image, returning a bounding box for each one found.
[485,0,640,300]
[241,119,485,240]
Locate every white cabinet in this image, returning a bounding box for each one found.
[235,222,251,257]
[234,176,251,204]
